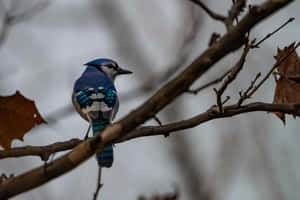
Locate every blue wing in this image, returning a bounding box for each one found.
[73,87,117,122]
[72,86,117,168]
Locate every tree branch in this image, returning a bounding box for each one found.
[225,0,246,30]
[0,139,81,161]
[251,17,295,48]
[93,167,102,200]
[0,0,293,198]
[246,41,300,99]
[214,43,250,111]
[1,102,299,160]
[187,0,226,22]
[187,68,231,94]
[119,102,300,142]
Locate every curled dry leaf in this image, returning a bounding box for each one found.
[273,43,300,124]
[0,91,46,150]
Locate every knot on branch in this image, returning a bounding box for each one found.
[40,152,51,162]
[0,173,14,185]
[90,135,103,152]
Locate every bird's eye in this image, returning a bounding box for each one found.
[105,63,117,69]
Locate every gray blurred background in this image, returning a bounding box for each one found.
[0,0,300,199]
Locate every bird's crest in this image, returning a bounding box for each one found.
[84,58,117,67]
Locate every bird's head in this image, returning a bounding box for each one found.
[84,58,132,80]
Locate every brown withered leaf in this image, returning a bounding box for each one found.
[273,43,300,124]
[286,75,300,84]
[274,42,300,77]
[0,91,46,150]
[273,77,300,124]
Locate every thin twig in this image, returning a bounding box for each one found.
[188,68,231,94]
[234,18,296,105]
[243,72,261,97]
[214,43,251,111]
[187,0,226,22]
[251,17,295,48]
[237,41,300,105]
[84,124,91,140]
[225,0,247,30]
[222,96,231,105]
[237,72,261,106]
[247,41,300,97]
[93,167,103,200]
[153,116,162,126]
[84,117,92,140]
[49,152,56,163]
[153,116,169,137]
[208,32,221,47]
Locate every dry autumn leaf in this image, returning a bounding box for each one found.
[274,42,300,77]
[273,43,300,124]
[273,77,300,124]
[0,91,46,150]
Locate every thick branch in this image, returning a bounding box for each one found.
[0,0,293,198]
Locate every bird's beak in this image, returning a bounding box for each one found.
[118,67,133,75]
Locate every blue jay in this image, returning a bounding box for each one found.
[72,58,132,167]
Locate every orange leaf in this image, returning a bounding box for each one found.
[0,91,46,150]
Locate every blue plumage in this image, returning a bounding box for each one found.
[84,58,117,67]
[74,66,116,93]
[72,58,132,168]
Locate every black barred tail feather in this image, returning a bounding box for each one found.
[96,146,113,167]
[92,120,114,168]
